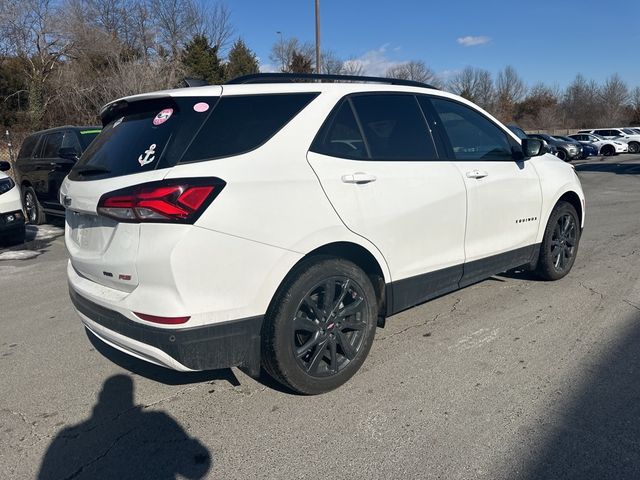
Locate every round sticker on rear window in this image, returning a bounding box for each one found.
[153,108,173,126]
[193,102,210,113]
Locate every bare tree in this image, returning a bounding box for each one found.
[321,50,343,75]
[269,36,313,73]
[599,73,629,126]
[0,0,73,127]
[386,61,442,87]
[448,66,494,110]
[494,65,526,122]
[562,74,602,128]
[340,58,364,76]
[194,2,234,56]
[152,0,199,58]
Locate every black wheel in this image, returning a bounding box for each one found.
[556,149,568,161]
[601,144,614,156]
[628,141,640,154]
[22,186,45,224]
[262,257,378,395]
[535,201,580,280]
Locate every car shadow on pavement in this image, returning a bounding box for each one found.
[0,218,65,257]
[521,312,640,479]
[86,330,241,387]
[575,162,640,175]
[37,374,212,480]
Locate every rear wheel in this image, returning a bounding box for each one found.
[22,186,45,225]
[534,201,580,280]
[262,258,378,395]
[628,141,639,154]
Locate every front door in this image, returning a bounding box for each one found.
[423,96,542,286]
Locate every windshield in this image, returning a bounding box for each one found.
[622,128,637,135]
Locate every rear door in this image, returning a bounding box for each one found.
[422,96,542,286]
[307,93,467,312]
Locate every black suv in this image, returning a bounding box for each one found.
[15,126,101,223]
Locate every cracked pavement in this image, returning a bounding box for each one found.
[1,154,640,479]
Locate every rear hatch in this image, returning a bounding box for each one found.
[62,88,223,292]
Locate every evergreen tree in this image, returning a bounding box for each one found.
[182,34,224,84]
[225,39,259,81]
[289,50,313,74]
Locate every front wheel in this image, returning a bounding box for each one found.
[628,141,640,154]
[601,144,614,156]
[22,186,45,225]
[556,149,568,161]
[534,201,580,280]
[262,258,378,395]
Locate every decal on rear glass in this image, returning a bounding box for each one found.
[193,102,210,113]
[138,144,156,166]
[153,108,173,126]
[113,117,124,128]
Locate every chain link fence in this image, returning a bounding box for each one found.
[1,128,27,181]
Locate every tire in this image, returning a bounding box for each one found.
[534,201,580,281]
[601,144,614,156]
[556,149,568,161]
[22,186,45,225]
[628,141,640,154]
[262,257,378,395]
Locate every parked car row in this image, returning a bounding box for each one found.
[577,128,640,154]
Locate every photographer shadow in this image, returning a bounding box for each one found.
[37,375,211,480]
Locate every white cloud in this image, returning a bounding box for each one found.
[457,36,490,47]
[346,45,405,77]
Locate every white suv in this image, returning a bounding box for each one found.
[62,73,585,394]
[577,128,640,153]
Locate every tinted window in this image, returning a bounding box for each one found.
[62,131,82,154]
[182,93,318,162]
[18,135,39,159]
[78,129,101,150]
[430,98,513,160]
[311,100,368,159]
[42,132,64,158]
[350,94,437,160]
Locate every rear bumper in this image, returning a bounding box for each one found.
[70,286,263,376]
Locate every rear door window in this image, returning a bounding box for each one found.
[349,94,437,160]
[42,132,64,158]
[62,131,82,155]
[310,100,368,159]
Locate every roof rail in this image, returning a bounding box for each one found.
[225,72,438,90]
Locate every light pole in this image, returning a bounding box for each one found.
[315,0,321,74]
[276,31,284,72]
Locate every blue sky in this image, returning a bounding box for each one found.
[225,0,640,89]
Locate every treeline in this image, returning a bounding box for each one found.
[1,0,639,135]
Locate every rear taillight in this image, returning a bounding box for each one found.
[134,312,190,324]
[97,178,225,223]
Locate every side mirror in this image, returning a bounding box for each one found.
[58,147,79,161]
[0,160,11,172]
[522,138,544,158]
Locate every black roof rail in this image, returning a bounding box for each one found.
[225,72,438,90]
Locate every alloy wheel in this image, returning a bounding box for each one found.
[550,213,577,271]
[24,191,37,223]
[291,276,368,377]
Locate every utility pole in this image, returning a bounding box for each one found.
[315,0,321,74]
[276,31,284,72]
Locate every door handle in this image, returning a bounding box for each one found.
[341,172,377,184]
[466,169,489,179]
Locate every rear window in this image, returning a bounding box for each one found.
[70,93,317,181]
[78,129,102,150]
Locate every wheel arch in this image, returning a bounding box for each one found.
[268,241,390,324]
[557,190,583,228]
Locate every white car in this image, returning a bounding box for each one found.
[577,128,640,153]
[0,161,25,245]
[62,73,585,394]
[568,133,628,156]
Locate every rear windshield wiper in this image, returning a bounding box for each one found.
[72,165,111,176]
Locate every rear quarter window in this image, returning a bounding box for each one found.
[18,135,39,160]
[181,93,318,163]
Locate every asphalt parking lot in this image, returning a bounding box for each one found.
[1,154,639,480]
